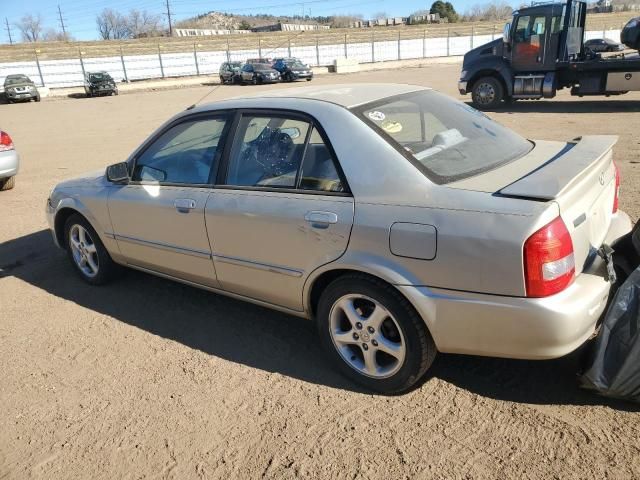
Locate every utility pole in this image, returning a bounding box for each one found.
[4,17,13,45]
[165,0,173,36]
[57,5,67,39]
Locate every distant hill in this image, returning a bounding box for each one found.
[174,11,355,30]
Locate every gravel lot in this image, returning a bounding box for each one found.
[1,64,640,479]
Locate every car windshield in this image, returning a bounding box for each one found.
[354,90,533,184]
[254,64,273,70]
[287,61,306,68]
[89,73,111,82]
[5,75,31,86]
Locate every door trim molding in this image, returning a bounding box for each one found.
[213,253,304,278]
[114,234,212,259]
[113,233,303,277]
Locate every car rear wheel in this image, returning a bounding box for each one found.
[252,75,258,85]
[34,94,41,102]
[0,176,15,191]
[471,76,504,110]
[64,214,119,285]
[317,274,436,394]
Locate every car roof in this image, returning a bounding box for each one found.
[6,74,29,79]
[224,83,429,108]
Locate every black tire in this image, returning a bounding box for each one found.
[0,176,15,191]
[113,90,118,96]
[35,94,41,102]
[306,77,312,81]
[252,75,258,85]
[64,213,120,285]
[471,76,504,110]
[220,75,226,84]
[316,274,437,394]
[86,92,92,98]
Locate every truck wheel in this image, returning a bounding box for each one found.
[471,76,504,110]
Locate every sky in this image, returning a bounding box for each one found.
[3,0,516,43]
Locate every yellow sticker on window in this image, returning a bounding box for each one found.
[381,120,402,134]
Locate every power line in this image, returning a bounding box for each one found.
[4,17,13,45]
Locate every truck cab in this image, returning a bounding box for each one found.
[459,0,640,109]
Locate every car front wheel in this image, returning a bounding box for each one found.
[64,214,119,285]
[317,274,436,394]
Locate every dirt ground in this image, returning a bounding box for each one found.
[1,64,640,480]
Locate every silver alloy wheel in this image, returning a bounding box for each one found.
[329,294,406,379]
[475,82,496,105]
[69,224,99,278]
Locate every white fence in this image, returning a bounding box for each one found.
[0,28,622,90]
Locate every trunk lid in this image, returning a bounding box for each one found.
[450,135,618,275]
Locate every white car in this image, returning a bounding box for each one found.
[0,130,18,190]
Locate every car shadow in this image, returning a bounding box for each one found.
[67,93,89,99]
[1,229,638,408]
[466,99,640,113]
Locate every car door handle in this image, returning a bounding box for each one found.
[304,211,338,229]
[174,198,196,212]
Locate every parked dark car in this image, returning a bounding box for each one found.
[240,63,280,84]
[621,17,640,51]
[3,74,40,103]
[584,38,624,53]
[272,58,314,82]
[219,62,243,84]
[84,72,118,97]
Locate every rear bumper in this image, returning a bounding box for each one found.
[0,150,19,178]
[400,210,633,360]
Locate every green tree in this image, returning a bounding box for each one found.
[430,1,459,22]
[238,20,252,30]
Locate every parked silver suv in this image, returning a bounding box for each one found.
[3,74,40,103]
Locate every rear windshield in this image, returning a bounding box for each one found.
[353,90,533,184]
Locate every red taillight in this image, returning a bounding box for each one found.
[612,162,620,214]
[524,217,575,297]
[0,131,13,152]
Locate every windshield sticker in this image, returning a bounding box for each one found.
[381,120,402,134]
[368,111,386,121]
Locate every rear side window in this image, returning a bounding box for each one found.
[223,113,345,193]
[299,128,344,192]
[226,115,310,188]
[354,90,532,184]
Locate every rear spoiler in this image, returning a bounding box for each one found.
[499,135,618,200]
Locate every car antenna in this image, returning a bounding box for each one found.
[186,30,308,110]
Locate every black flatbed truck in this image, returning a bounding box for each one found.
[458,0,640,109]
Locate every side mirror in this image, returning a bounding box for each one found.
[106,162,130,183]
[503,23,511,44]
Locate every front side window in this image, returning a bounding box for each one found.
[226,115,310,188]
[132,116,228,184]
[355,90,532,183]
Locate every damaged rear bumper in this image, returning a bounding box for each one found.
[399,210,634,360]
